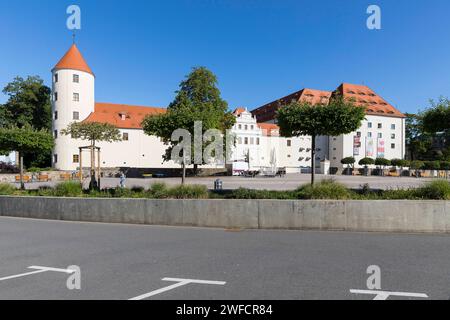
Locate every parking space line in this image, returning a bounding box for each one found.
[0,266,75,282]
[129,277,226,300]
[350,289,429,300]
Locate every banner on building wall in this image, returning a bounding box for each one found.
[377,139,385,158]
[366,138,374,157]
[353,136,361,156]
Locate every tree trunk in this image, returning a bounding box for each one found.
[19,153,25,190]
[89,142,97,190]
[311,135,316,185]
[181,161,186,185]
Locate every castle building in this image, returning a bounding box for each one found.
[51,44,406,174]
[251,84,407,171]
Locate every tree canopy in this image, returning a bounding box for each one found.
[422,98,450,134]
[142,67,235,182]
[0,126,54,155]
[0,76,51,130]
[61,122,122,146]
[277,95,366,184]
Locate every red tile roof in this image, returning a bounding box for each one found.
[84,103,166,129]
[53,44,94,75]
[233,107,246,115]
[251,83,405,122]
[335,83,405,118]
[257,123,279,136]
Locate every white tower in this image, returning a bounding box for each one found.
[52,44,95,170]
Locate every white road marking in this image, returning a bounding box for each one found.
[0,266,75,282]
[350,289,429,300]
[129,277,226,301]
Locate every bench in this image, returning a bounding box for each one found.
[38,175,50,182]
[15,175,31,183]
[60,173,72,181]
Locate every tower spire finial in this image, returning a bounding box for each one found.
[72,30,76,44]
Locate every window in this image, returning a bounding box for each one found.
[238,124,242,130]
[53,154,58,163]
[378,133,383,139]
[245,125,248,130]
[73,155,79,163]
[73,111,79,120]
[54,111,58,120]
[238,137,242,144]
[391,143,396,149]
[73,74,79,83]
[123,133,129,141]
[250,137,254,145]
[356,132,361,137]
[54,73,58,83]
[391,134,396,139]
[378,123,382,129]
[256,138,260,145]
[244,137,248,145]
[287,140,292,147]
[54,92,58,101]
[54,130,58,139]
[368,122,372,129]
[287,155,291,158]
[251,125,254,130]
[368,132,372,138]
[73,93,79,102]
[391,124,396,130]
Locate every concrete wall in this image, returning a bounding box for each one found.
[0,196,449,233]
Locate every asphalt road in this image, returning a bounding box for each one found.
[0,216,449,300]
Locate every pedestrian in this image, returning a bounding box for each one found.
[119,172,126,188]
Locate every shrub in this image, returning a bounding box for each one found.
[168,184,209,199]
[441,161,450,170]
[0,183,16,195]
[296,179,353,200]
[0,162,19,174]
[423,161,441,170]
[130,186,145,193]
[52,181,83,197]
[414,180,450,200]
[359,157,375,166]
[390,159,403,167]
[341,157,356,167]
[410,160,425,170]
[27,167,53,173]
[147,182,169,199]
[375,158,391,167]
[229,188,296,200]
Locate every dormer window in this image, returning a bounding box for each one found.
[119,112,129,121]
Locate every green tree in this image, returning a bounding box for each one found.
[421,98,450,160]
[404,113,432,161]
[0,76,52,167]
[0,126,54,189]
[359,157,375,166]
[142,67,236,184]
[62,122,122,189]
[341,157,355,175]
[277,95,366,185]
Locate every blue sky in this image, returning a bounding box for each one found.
[1,0,450,114]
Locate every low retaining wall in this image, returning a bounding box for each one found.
[0,196,449,233]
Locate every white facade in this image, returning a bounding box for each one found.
[0,152,17,165]
[328,115,406,169]
[229,110,313,173]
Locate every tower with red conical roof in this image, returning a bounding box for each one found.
[52,44,95,170]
